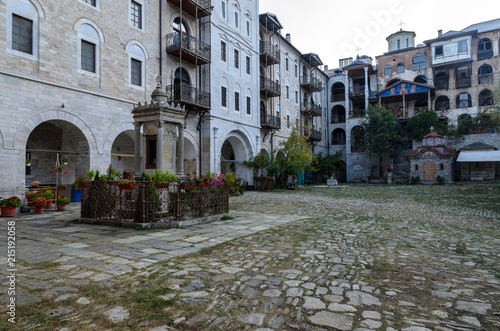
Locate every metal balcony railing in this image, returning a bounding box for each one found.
[302,102,322,117]
[306,129,322,141]
[167,0,212,18]
[477,49,493,61]
[260,77,281,97]
[351,110,365,118]
[350,86,365,96]
[260,113,281,130]
[166,32,211,64]
[259,41,280,65]
[166,83,210,110]
[434,78,449,90]
[300,75,322,92]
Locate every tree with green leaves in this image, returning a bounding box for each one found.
[276,126,313,184]
[363,104,404,177]
[405,110,446,140]
[312,152,345,179]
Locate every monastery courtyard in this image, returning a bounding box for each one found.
[1,182,500,330]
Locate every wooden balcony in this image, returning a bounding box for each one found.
[260,77,281,97]
[260,113,281,130]
[260,41,280,65]
[306,129,322,142]
[300,75,322,92]
[167,0,212,18]
[456,77,471,89]
[166,83,210,111]
[302,102,322,117]
[166,32,210,65]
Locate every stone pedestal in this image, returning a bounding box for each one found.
[327,179,338,186]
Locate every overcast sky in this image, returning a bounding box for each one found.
[259,0,500,69]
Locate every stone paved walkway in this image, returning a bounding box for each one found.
[1,183,499,330]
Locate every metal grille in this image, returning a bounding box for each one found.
[165,32,211,62]
[12,14,33,54]
[81,181,229,224]
[166,83,211,110]
[221,86,227,107]
[131,59,142,86]
[235,92,239,111]
[81,40,96,73]
[131,1,142,29]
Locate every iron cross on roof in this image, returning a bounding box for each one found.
[398,20,405,31]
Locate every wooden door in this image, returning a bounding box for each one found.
[423,162,436,182]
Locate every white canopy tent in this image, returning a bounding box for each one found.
[457,151,500,162]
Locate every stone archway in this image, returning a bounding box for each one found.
[219,131,253,182]
[111,131,135,176]
[184,138,197,176]
[26,120,90,185]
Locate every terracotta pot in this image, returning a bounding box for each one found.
[44,201,53,209]
[35,206,44,214]
[57,204,67,212]
[225,182,235,187]
[196,181,206,186]
[57,187,65,191]
[154,183,170,189]
[118,183,135,190]
[1,206,16,217]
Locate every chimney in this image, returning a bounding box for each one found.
[286,33,291,43]
[438,29,442,37]
[324,65,328,71]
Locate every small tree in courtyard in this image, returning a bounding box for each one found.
[405,110,446,140]
[276,126,313,186]
[363,104,404,177]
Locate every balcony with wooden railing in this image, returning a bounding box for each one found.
[260,77,281,97]
[260,41,280,65]
[167,0,212,18]
[302,102,322,117]
[456,77,471,89]
[300,75,322,92]
[166,83,210,111]
[305,129,322,142]
[166,32,211,65]
[260,113,281,130]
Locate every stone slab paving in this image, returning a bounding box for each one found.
[1,184,500,330]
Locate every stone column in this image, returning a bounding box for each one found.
[134,122,142,176]
[177,124,185,176]
[364,67,369,110]
[156,120,164,170]
[344,71,350,115]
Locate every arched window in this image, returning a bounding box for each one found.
[434,72,449,90]
[6,0,43,61]
[477,38,493,60]
[435,96,449,111]
[331,128,346,145]
[479,89,493,106]
[412,54,427,71]
[384,64,392,76]
[331,105,346,124]
[386,79,400,88]
[126,42,147,87]
[397,39,400,50]
[456,93,471,108]
[173,17,188,33]
[414,75,427,84]
[77,22,101,75]
[397,62,405,73]
[174,68,190,85]
[331,82,345,102]
[458,113,471,127]
[478,64,493,85]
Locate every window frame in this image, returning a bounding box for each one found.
[221,41,226,62]
[221,0,227,20]
[246,96,251,115]
[126,42,147,88]
[80,39,96,73]
[397,62,405,73]
[478,64,493,85]
[434,45,444,58]
[221,86,227,107]
[234,11,239,29]
[130,58,142,86]
[456,93,472,109]
[130,0,145,31]
[245,56,250,75]
[235,91,240,111]
[458,40,467,54]
[80,0,100,9]
[412,54,427,71]
[234,49,239,69]
[76,21,102,78]
[295,64,298,78]
[384,64,392,76]
[6,1,40,61]
[11,14,33,55]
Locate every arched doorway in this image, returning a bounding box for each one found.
[26,120,90,185]
[111,131,135,175]
[174,68,190,101]
[220,132,252,182]
[184,138,197,176]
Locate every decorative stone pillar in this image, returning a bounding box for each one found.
[156,120,164,170]
[177,124,185,176]
[134,122,142,176]
[364,67,369,110]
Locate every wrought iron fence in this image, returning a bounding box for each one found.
[165,32,211,62]
[80,181,229,224]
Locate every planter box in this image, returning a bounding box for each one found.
[327,179,338,186]
[118,183,135,190]
[1,206,16,217]
[154,183,170,189]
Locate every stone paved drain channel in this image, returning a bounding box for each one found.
[1,183,499,330]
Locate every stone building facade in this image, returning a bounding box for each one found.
[410,132,455,183]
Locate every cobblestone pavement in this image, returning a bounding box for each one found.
[1,183,500,330]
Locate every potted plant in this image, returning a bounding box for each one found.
[436,175,445,185]
[26,158,32,167]
[0,196,22,217]
[106,165,121,182]
[118,178,136,190]
[57,185,66,191]
[62,157,69,166]
[43,190,55,209]
[411,175,421,185]
[33,197,47,214]
[180,176,196,190]
[56,197,70,211]
[225,173,237,187]
[153,170,178,189]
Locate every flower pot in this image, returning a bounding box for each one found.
[57,204,67,212]
[154,183,170,189]
[44,201,53,209]
[35,206,44,214]
[1,206,16,217]
[225,183,235,187]
[180,183,195,190]
[118,183,135,190]
[26,163,31,167]
[196,181,206,186]
[57,187,65,191]
[71,186,81,202]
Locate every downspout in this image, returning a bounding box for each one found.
[159,0,162,83]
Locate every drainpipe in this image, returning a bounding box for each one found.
[159,0,162,82]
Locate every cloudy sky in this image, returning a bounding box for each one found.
[259,0,500,69]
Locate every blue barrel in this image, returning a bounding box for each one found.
[71,186,81,202]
